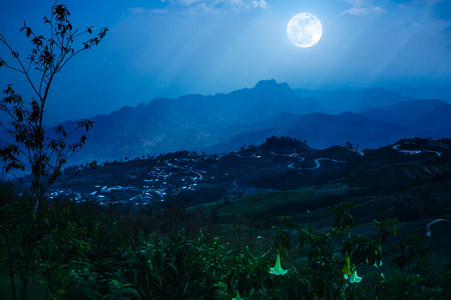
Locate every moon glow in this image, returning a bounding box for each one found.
[287,13,323,48]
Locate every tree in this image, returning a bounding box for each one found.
[0,2,107,299]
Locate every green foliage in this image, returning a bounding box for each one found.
[389,234,431,276]
[2,190,451,299]
[65,260,101,300]
[331,201,354,233]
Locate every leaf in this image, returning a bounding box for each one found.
[183,282,190,297]
[341,238,352,257]
[20,23,32,38]
[88,161,97,168]
[79,135,87,144]
[287,221,304,233]
[14,108,23,122]
[279,230,291,252]
[53,4,70,22]
[55,125,66,137]
[168,262,178,274]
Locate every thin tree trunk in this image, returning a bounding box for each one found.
[21,230,31,300]
[1,219,18,300]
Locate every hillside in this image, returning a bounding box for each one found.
[48,137,451,275]
[48,80,451,164]
[361,99,451,131]
[55,137,451,219]
[12,135,451,299]
[294,87,411,113]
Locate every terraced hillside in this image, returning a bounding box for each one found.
[180,138,451,266]
[53,137,450,205]
[47,137,451,270]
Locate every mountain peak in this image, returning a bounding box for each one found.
[254,79,291,92]
[255,79,277,88]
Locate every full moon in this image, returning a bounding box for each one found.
[287,13,323,48]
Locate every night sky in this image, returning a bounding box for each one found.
[1,0,450,123]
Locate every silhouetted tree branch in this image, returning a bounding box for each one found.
[0,2,107,299]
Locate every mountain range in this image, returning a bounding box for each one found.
[52,80,451,163]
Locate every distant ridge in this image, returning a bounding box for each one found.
[294,87,410,113]
[361,99,451,131]
[49,80,451,163]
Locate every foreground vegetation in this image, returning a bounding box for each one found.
[1,187,451,299]
[2,136,450,299]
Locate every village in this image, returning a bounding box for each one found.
[48,137,450,208]
[49,157,208,207]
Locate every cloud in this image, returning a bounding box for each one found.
[252,0,267,9]
[130,7,169,14]
[341,0,386,16]
[161,0,267,11]
[131,0,267,14]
